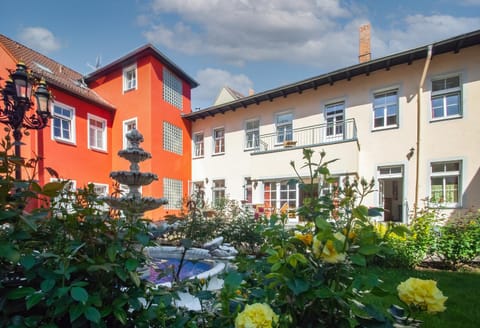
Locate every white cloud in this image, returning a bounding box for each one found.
[142,0,359,68]
[18,27,62,54]
[373,15,480,57]
[192,68,253,109]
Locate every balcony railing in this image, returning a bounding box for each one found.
[253,119,357,154]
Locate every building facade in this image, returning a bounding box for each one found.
[0,34,198,219]
[185,30,480,223]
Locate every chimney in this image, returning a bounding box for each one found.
[248,88,255,96]
[358,24,371,63]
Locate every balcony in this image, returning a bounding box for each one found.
[252,119,358,155]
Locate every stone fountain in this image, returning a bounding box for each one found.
[103,129,167,219]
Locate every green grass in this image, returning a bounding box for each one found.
[362,266,480,328]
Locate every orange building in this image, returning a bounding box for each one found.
[0,34,198,219]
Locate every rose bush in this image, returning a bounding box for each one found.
[235,303,278,328]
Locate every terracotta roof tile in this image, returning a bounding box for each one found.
[0,34,115,111]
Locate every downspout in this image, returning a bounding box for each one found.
[413,44,433,220]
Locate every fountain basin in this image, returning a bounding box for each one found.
[110,171,158,186]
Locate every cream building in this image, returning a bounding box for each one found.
[184,28,480,223]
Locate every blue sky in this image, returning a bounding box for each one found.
[1,0,480,110]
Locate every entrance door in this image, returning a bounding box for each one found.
[378,166,404,222]
[325,102,345,142]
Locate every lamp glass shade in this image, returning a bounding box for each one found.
[35,81,51,114]
[11,63,32,99]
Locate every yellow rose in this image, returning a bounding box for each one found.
[295,232,313,246]
[312,232,346,263]
[397,278,447,313]
[235,303,278,328]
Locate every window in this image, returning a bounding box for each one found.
[163,68,183,109]
[193,132,204,158]
[50,179,76,214]
[276,112,293,143]
[244,177,253,203]
[212,179,226,205]
[325,102,344,138]
[88,114,107,151]
[163,178,183,210]
[92,183,109,197]
[280,181,297,218]
[213,127,225,154]
[52,102,75,143]
[245,119,259,149]
[190,181,205,196]
[163,121,183,155]
[123,64,137,92]
[123,118,137,149]
[373,90,398,128]
[431,75,461,119]
[430,161,461,206]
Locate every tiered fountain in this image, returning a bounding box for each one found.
[103,128,168,219]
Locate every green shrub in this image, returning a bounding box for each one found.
[435,213,480,270]
[0,137,177,327]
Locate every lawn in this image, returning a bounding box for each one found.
[364,266,480,328]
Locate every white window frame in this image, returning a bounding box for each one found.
[324,101,345,140]
[244,177,253,204]
[212,179,226,205]
[430,74,462,121]
[163,121,183,155]
[50,179,77,214]
[429,160,462,208]
[275,112,293,144]
[213,127,225,155]
[245,119,260,150]
[123,63,137,92]
[372,89,398,130]
[123,118,137,149]
[193,132,204,158]
[87,114,107,151]
[163,67,183,110]
[91,183,109,197]
[52,101,76,144]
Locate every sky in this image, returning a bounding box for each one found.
[1,0,480,110]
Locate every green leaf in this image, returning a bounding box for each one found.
[26,292,44,310]
[71,287,89,303]
[41,279,56,292]
[352,205,369,220]
[107,245,117,262]
[20,254,36,270]
[350,253,367,266]
[7,287,36,299]
[136,232,150,245]
[358,244,381,256]
[69,303,85,323]
[115,267,128,281]
[113,308,127,325]
[85,306,101,323]
[271,262,282,272]
[224,271,243,289]
[41,182,64,197]
[129,271,141,287]
[315,286,333,298]
[0,242,21,263]
[286,278,310,295]
[125,258,139,271]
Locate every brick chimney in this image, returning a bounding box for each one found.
[358,24,371,63]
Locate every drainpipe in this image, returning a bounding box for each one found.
[413,44,433,220]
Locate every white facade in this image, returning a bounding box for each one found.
[186,31,480,223]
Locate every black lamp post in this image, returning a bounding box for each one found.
[0,62,52,179]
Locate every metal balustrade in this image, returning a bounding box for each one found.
[253,119,357,154]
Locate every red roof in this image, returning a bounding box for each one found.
[0,34,115,111]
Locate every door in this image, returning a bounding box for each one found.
[377,166,404,222]
[325,102,345,142]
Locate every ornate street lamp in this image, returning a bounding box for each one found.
[0,62,52,179]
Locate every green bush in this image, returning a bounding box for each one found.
[435,213,480,270]
[0,137,178,327]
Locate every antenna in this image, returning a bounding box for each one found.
[86,54,102,71]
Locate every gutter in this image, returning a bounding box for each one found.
[413,45,433,220]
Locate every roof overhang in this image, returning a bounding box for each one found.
[184,29,480,121]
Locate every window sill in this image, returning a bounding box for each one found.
[123,87,137,94]
[428,202,461,209]
[212,152,225,157]
[89,147,108,154]
[193,155,204,159]
[430,115,462,123]
[53,138,76,146]
[371,125,398,132]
